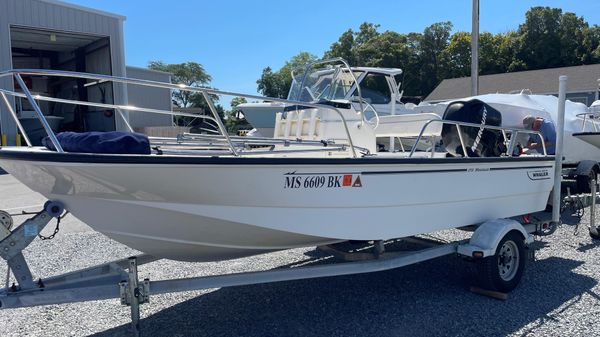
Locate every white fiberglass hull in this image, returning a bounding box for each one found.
[0,148,554,261]
[572,132,600,149]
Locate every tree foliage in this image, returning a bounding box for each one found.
[256,52,318,98]
[148,61,211,108]
[225,97,251,133]
[257,6,600,101]
[148,61,227,132]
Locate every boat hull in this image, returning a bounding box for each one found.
[0,149,555,261]
[572,132,600,149]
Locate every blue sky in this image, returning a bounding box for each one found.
[69,0,600,107]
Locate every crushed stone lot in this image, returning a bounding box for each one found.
[0,174,599,337]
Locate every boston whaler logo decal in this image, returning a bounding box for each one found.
[284,172,362,189]
[527,169,550,180]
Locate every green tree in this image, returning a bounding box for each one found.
[516,7,563,69]
[355,22,381,46]
[441,31,471,78]
[148,61,211,107]
[418,21,453,96]
[583,25,600,63]
[148,61,221,132]
[256,7,600,103]
[323,29,355,63]
[479,32,511,75]
[401,32,424,98]
[324,22,381,65]
[558,12,588,66]
[256,52,318,98]
[225,97,251,133]
[355,31,409,68]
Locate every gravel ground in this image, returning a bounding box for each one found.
[0,174,599,337]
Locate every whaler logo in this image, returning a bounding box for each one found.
[527,169,550,180]
[284,172,362,189]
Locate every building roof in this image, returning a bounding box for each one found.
[37,0,126,21]
[425,63,600,102]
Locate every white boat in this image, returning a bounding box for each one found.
[0,68,555,262]
[422,93,600,191]
[572,100,600,149]
[419,93,600,163]
[238,59,408,138]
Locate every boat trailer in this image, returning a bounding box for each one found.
[0,200,574,336]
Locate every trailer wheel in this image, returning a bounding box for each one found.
[590,228,600,240]
[576,166,599,193]
[476,231,526,292]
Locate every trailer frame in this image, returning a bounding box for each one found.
[0,201,553,336]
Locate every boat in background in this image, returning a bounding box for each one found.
[420,93,600,192]
[238,60,408,138]
[572,100,600,148]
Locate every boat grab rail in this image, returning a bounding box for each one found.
[575,112,600,132]
[0,69,360,157]
[409,118,548,158]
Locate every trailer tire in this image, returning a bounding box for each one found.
[590,228,600,240]
[475,231,526,293]
[576,166,599,193]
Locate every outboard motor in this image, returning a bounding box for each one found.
[441,99,504,157]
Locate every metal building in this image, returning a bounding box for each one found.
[426,64,600,104]
[126,66,172,130]
[0,0,172,145]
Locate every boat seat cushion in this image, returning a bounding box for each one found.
[43,131,151,154]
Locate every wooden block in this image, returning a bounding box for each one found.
[470,286,509,300]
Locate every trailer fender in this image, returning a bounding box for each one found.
[457,219,533,258]
[574,160,599,177]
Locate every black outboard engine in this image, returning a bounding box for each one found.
[441,99,505,157]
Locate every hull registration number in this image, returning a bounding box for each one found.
[284,173,362,189]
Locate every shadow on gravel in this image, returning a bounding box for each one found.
[577,240,600,253]
[91,254,596,337]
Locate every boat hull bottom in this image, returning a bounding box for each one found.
[106,232,282,262]
[54,195,342,262]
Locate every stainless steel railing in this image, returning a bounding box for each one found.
[576,112,600,132]
[408,118,549,157]
[0,68,551,159]
[0,69,360,157]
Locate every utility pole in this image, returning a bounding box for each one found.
[471,0,479,96]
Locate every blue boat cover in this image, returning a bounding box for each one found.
[43,131,151,155]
